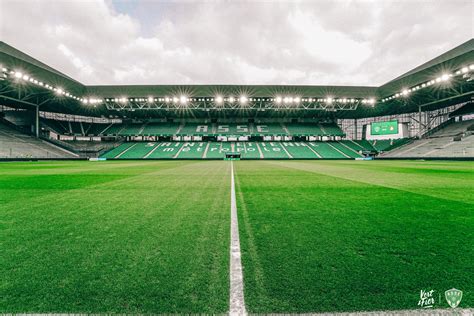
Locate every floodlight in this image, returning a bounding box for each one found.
[173,97,179,103]
[368,98,375,105]
[470,64,474,70]
[294,97,300,103]
[14,72,22,79]
[215,96,223,104]
[147,97,153,103]
[326,97,333,104]
[180,95,187,104]
[275,96,282,104]
[239,96,248,104]
[283,97,289,104]
[228,96,235,103]
[441,74,450,81]
[56,88,63,95]
[1,68,7,72]
[435,77,441,83]
[22,75,29,81]
[165,97,170,103]
[402,89,409,96]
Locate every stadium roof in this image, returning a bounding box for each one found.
[1,39,473,119]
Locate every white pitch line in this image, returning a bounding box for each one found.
[230,162,247,315]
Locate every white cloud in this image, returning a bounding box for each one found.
[0,0,471,86]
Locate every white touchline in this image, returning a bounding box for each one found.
[230,162,247,315]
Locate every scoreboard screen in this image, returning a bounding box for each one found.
[371,120,398,135]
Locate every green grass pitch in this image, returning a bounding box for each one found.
[1,160,473,313]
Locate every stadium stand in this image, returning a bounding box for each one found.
[99,141,362,159]
[120,124,144,136]
[258,142,290,158]
[319,123,345,136]
[286,123,324,136]
[1,40,472,160]
[0,122,76,158]
[60,121,345,138]
[282,142,321,158]
[142,122,180,136]
[339,140,374,153]
[176,142,207,158]
[384,120,474,157]
[330,142,362,158]
[370,138,411,152]
[146,142,183,159]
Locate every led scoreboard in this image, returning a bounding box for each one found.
[371,120,398,135]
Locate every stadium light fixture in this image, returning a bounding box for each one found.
[14,72,22,79]
[294,97,301,104]
[470,64,474,70]
[326,97,333,104]
[147,97,154,103]
[215,96,223,104]
[239,96,248,104]
[275,96,282,104]
[441,74,450,81]
[228,96,235,103]
[179,95,187,104]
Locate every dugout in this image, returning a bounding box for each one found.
[225,152,241,160]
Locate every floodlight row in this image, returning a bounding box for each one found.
[381,64,474,102]
[101,96,375,105]
[1,67,85,101]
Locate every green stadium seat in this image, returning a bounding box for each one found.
[282,142,321,158]
[176,142,206,158]
[101,143,134,158]
[330,142,362,158]
[286,124,324,136]
[258,142,290,158]
[146,142,184,158]
[235,142,261,158]
[308,142,346,158]
[319,124,345,136]
[142,123,179,136]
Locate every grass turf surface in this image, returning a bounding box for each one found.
[1,160,473,313]
[1,161,230,313]
[234,160,473,313]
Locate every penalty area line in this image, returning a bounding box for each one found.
[230,161,247,315]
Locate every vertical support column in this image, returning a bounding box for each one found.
[354,119,358,140]
[35,105,39,138]
[418,105,422,139]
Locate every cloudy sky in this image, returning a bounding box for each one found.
[1,0,472,86]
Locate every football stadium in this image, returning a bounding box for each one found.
[1,1,473,314]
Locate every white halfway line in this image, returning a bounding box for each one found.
[230,162,247,315]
